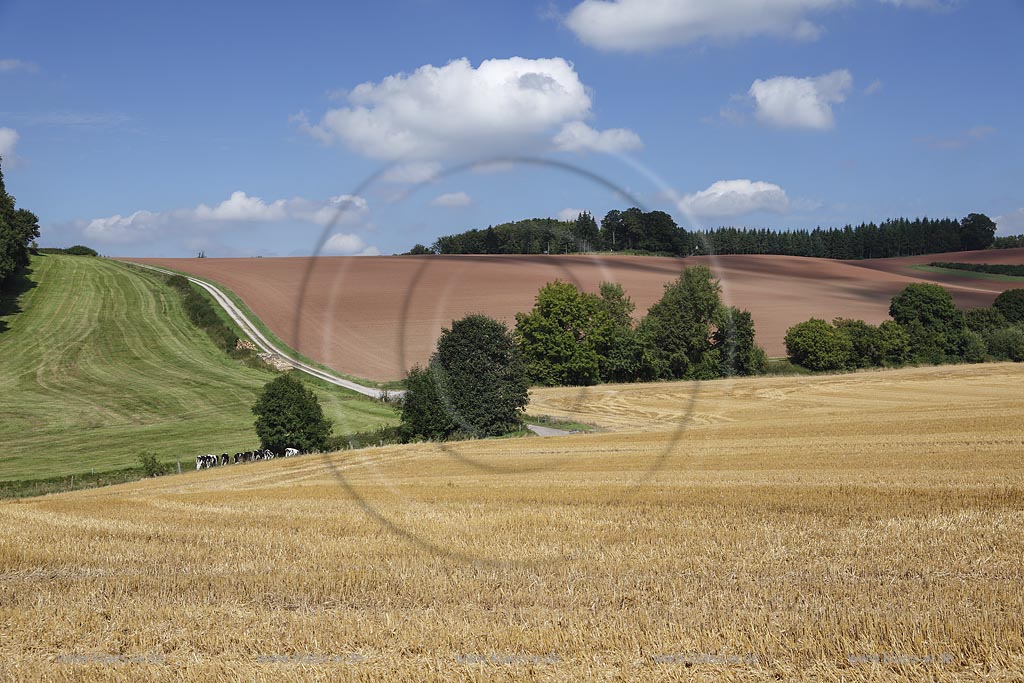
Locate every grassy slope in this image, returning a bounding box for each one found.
[0,255,396,482]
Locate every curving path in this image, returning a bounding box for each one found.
[126,261,571,437]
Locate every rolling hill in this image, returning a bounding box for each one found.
[130,248,1024,382]
[0,255,397,485]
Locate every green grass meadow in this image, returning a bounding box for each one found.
[0,255,397,484]
[908,264,1024,283]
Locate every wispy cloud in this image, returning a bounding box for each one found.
[919,125,995,150]
[0,59,39,74]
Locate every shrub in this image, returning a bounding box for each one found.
[65,245,98,256]
[993,289,1024,324]
[252,373,332,453]
[138,452,167,477]
[833,318,882,368]
[984,326,1024,362]
[784,319,853,371]
[877,320,911,367]
[964,307,1008,333]
[961,330,988,363]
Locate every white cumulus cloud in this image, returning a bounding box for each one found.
[553,121,643,153]
[322,232,368,255]
[430,192,472,208]
[749,70,853,129]
[0,127,18,159]
[297,57,617,160]
[679,179,791,218]
[80,191,370,244]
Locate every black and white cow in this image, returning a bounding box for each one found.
[285,447,299,458]
[195,454,217,470]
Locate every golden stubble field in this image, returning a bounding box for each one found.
[2,363,1023,682]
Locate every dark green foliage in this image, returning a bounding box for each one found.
[784,319,853,372]
[515,269,766,385]
[957,213,997,251]
[404,244,434,255]
[694,215,983,259]
[929,262,1024,277]
[571,211,600,251]
[514,281,610,386]
[833,318,883,368]
[433,218,577,255]
[993,289,1024,324]
[399,365,457,440]
[252,373,332,453]
[964,307,1008,333]
[713,306,768,376]
[595,282,647,382]
[38,245,99,256]
[434,314,529,437]
[993,234,1024,249]
[138,452,168,477]
[326,425,405,451]
[877,320,911,367]
[401,315,529,440]
[889,283,966,363]
[961,330,988,363]
[984,326,1024,362]
[0,158,40,291]
[637,266,723,380]
[165,275,239,353]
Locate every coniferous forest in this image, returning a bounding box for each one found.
[422,209,1010,260]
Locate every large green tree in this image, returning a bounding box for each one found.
[713,306,768,376]
[252,373,332,453]
[399,365,456,440]
[958,213,997,251]
[514,281,611,386]
[0,157,40,290]
[889,283,966,363]
[637,265,723,380]
[403,314,529,440]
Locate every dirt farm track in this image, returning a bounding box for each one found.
[129,248,1024,382]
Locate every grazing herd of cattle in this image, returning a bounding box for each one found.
[195,447,299,470]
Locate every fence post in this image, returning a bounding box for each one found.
[70,475,74,491]
[177,460,181,475]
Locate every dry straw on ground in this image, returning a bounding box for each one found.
[2,363,1023,681]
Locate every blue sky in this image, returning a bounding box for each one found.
[1,0,1022,257]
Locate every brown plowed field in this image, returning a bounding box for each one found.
[127,248,1024,382]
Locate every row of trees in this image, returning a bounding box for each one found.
[0,158,40,292]
[785,286,1024,371]
[424,209,1005,260]
[514,266,765,385]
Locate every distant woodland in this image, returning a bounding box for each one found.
[417,209,1015,260]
